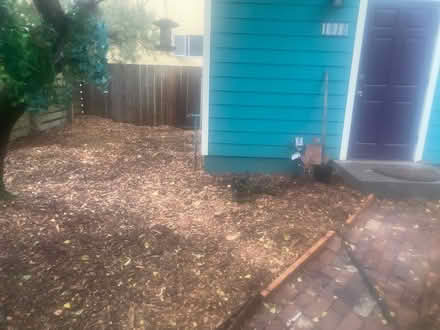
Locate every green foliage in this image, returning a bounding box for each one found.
[100,0,158,62]
[0,0,54,101]
[62,5,110,88]
[0,0,110,112]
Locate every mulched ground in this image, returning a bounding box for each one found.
[0,116,365,330]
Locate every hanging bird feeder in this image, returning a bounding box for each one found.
[154,18,179,52]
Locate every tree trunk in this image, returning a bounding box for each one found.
[0,99,26,199]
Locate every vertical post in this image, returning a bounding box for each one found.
[146,65,150,125]
[179,68,183,127]
[186,71,190,125]
[138,65,143,124]
[67,83,75,124]
[322,71,329,165]
[161,69,164,125]
[70,103,74,123]
[194,114,198,170]
[153,69,156,126]
[104,81,108,118]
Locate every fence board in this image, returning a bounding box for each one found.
[11,83,82,141]
[11,108,67,141]
[84,64,201,128]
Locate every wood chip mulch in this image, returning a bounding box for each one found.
[0,116,365,329]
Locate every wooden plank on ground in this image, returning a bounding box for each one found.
[38,118,66,131]
[38,111,66,124]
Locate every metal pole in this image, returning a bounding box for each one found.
[322,71,329,165]
[194,115,198,170]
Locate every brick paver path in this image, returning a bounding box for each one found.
[242,200,440,330]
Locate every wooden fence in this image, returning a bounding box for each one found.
[84,64,202,128]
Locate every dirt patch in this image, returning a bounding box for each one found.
[1,116,365,329]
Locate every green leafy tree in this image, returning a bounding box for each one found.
[100,0,158,62]
[0,0,109,199]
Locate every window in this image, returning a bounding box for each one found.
[174,35,187,56]
[188,36,203,56]
[173,35,204,56]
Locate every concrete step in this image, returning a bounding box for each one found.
[333,161,440,199]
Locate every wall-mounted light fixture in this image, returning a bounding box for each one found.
[332,0,344,7]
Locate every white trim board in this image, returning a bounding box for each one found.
[415,13,440,161]
[339,0,368,161]
[340,0,440,162]
[201,0,211,156]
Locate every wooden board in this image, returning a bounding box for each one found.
[84,64,202,128]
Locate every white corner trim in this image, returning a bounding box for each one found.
[201,0,211,156]
[339,0,369,160]
[414,19,440,162]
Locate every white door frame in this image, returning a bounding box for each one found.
[339,0,440,162]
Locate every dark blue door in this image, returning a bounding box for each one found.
[349,2,438,160]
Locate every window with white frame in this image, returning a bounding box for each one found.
[174,35,204,56]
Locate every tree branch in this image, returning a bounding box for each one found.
[33,0,106,32]
[33,0,67,33]
[75,0,106,13]
[32,0,106,72]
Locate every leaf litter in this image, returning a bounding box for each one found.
[0,116,366,329]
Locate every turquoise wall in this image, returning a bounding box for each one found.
[424,83,440,164]
[205,0,360,172]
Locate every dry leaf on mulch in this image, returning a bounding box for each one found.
[1,116,366,329]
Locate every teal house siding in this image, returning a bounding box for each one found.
[205,0,360,173]
[423,83,440,164]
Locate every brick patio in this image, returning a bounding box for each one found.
[242,200,440,330]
